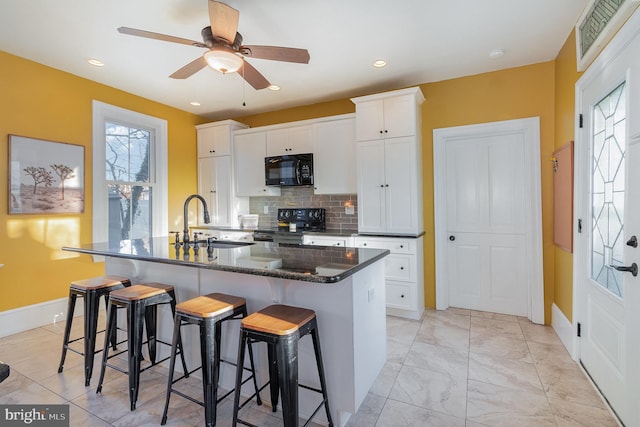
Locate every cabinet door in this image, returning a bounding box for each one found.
[197,125,230,157]
[355,99,385,141]
[383,95,417,139]
[233,132,280,196]
[266,125,313,156]
[313,118,356,194]
[356,140,386,232]
[384,136,418,234]
[198,156,231,226]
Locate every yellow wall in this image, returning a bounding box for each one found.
[554,31,583,322]
[0,51,205,311]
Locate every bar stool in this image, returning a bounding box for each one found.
[96,282,187,411]
[161,293,262,427]
[232,304,334,427]
[57,275,131,386]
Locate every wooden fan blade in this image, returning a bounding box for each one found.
[238,61,270,90]
[208,1,239,44]
[118,27,204,47]
[241,45,310,64]
[170,56,207,79]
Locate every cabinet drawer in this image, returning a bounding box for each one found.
[303,235,352,247]
[354,236,415,254]
[385,254,414,281]
[386,282,415,310]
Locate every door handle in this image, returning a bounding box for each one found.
[610,263,638,277]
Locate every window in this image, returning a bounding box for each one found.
[92,101,168,249]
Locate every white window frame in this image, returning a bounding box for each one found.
[92,101,168,250]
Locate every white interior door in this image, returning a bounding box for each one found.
[434,118,544,323]
[574,15,640,425]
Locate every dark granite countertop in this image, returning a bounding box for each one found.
[62,237,389,284]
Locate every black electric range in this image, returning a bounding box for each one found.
[253,208,325,243]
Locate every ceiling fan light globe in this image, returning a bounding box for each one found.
[203,48,243,74]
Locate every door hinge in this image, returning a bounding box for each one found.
[579,114,584,128]
[578,218,582,234]
[577,322,582,337]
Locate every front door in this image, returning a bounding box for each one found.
[574,16,640,425]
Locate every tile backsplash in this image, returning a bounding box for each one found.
[249,186,358,231]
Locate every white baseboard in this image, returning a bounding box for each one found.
[0,298,80,338]
[552,303,575,356]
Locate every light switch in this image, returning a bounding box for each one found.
[263,206,269,214]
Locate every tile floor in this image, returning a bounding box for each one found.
[0,307,620,426]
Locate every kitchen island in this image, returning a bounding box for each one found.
[63,237,389,427]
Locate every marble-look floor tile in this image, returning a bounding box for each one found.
[416,312,470,350]
[468,352,542,392]
[527,340,575,369]
[345,392,385,427]
[470,316,525,340]
[469,310,519,322]
[0,381,68,405]
[536,362,606,408]
[370,362,401,398]
[388,365,467,418]
[376,399,465,427]
[466,379,556,427]
[469,333,531,361]
[404,341,468,379]
[520,320,564,346]
[69,403,113,427]
[548,397,619,427]
[386,315,421,343]
[443,307,471,317]
[386,337,411,364]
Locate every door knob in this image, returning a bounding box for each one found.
[449,235,455,241]
[610,263,638,277]
[627,235,638,248]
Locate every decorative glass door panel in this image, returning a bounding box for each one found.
[591,82,626,297]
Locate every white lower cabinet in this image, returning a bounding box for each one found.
[354,235,424,319]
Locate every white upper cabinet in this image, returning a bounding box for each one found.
[266,125,313,156]
[198,156,232,226]
[197,120,247,158]
[352,87,425,235]
[353,88,423,141]
[312,115,356,195]
[233,131,281,197]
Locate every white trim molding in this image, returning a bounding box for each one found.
[552,303,577,358]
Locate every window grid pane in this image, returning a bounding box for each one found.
[591,82,626,297]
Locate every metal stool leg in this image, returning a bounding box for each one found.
[276,334,299,427]
[161,313,184,425]
[96,299,118,394]
[128,300,146,411]
[311,328,334,427]
[57,291,77,374]
[82,289,101,386]
[232,329,248,427]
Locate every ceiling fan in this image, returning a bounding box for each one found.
[117,0,310,90]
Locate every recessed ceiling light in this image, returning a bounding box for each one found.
[190,101,201,106]
[268,85,281,91]
[488,49,505,60]
[87,58,104,67]
[373,59,387,68]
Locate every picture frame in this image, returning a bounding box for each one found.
[8,134,85,214]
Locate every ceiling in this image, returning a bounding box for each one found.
[0,0,588,121]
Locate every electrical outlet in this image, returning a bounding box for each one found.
[345,205,355,215]
[367,288,375,302]
[263,205,269,214]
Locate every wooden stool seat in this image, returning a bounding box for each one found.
[109,283,175,301]
[58,275,131,386]
[241,304,316,336]
[70,275,130,291]
[177,293,247,318]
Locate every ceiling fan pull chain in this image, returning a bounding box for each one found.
[242,65,246,107]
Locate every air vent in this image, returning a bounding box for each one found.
[576,0,640,71]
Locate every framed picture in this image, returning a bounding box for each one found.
[8,134,85,214]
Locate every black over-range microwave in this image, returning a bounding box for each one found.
[265,153,314,186]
